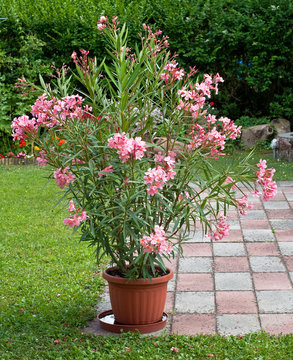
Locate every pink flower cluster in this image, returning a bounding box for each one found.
[11,115,37,141]
[63,200,88,228]
[53,167,76,189]
[255,159,277,201]
[160,61,185,82]
[177,73,224,118]
[144,153,176,196]
[108,133,147,162]
[12,94,93,141]
[97,16,108,31]
[237,195,253,215]
[188,116,242,158]
[36,150,48,166]
[209,215,230,241]
[140,225,172,255]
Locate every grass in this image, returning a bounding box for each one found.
[0,163,293,359]
[211,150,293,181]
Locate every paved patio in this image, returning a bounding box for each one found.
[84,181,293,336]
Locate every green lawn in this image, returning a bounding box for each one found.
[0,164,293,359]
[211,150,293,181]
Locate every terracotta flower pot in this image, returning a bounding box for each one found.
[102,266,173,325]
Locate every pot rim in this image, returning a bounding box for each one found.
[103,266,173,285]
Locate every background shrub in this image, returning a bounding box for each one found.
[0,0,292,152]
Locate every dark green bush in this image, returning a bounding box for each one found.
[0,0,292,151]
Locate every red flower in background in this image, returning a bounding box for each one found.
[19,139,27,147]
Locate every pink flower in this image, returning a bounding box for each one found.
[140,225,172,255]
[209,215,230,241]
[171,347,179,352]
[54,339,61,344]
[255,159,277,201]
[98,165,114,180]
[64,215,81,228]
[68,200,76,212]
[108,133,147,162]
[64,202,88,228]
[125,346,130,351]
[237,195,253,215]
[53,167,76,189]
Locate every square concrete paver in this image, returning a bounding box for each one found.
[185,231,211,243]
[213,257,250,272]
[228,220,241,230]
[270,219,293,230]
[213,243,246,256]
[278,242,293,256]
[285,193,293,201]
[240,210,266,219]
[243,229,275,242]
[260,314,293,335]
[217,314,261,336]
[178,257,212,273]
[177,274,214,291]
[216,291,258,314]
[219,230,243,242]
[263,201,290,210]
[240,219,270,229]
[249,256,286,272]
[253,273,292,290]
[256,290,293,313]
[181,243,212,257]
[246,242,280,256]
[290,272,293,284]
[215,272,252,290]
[175,292,214,313]
[266,209,293,219]
[172,314,216,335]
[274,230,293,241]
[284,256,293,271]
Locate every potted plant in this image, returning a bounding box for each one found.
[11,17,277,333]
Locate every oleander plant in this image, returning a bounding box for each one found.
[11,17,277,280]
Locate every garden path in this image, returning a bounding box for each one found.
[84,181,293,336]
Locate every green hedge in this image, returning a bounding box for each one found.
[0,0,292,152]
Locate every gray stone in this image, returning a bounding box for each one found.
[175,292,214,313]
[285,193,293,201]
[97,293,111,313]
[271,118,291,135]
[270,220,293,230]
[178,257,213,273]
[243,229,275,242]
[241,124,274,148]
[249,256,286,272]
[213,242,246,256]
[215,272,253,290]
[217,314,261,336]
[272,119,291,135]
[278,242,293,256]
[263,201,290,210]
[184,231,211,243]
[240,210,267,220]
[277,181,293,187]
[167,278,176,292]
[257,291,293,313]
[229,220,241,230]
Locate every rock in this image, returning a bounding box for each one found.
[241,124,274,148]
[278,138,292,150]
[271,118,291,135]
